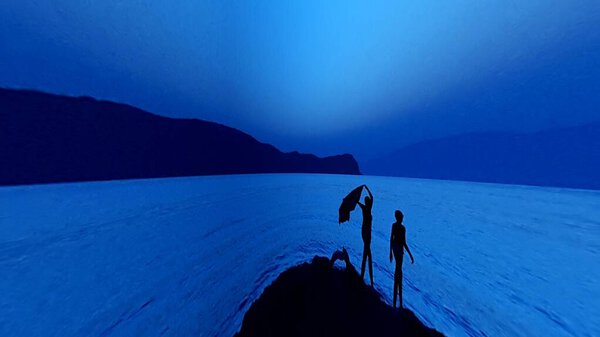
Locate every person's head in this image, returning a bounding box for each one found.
[395,210,404,223]
[364,195,372,206]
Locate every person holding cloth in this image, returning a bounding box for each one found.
[357,184,374,286]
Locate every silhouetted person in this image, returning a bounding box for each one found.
[357,184,374,286]
[330,247,354,273]
[389,210,414,309]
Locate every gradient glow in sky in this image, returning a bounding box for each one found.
[1,1,599,158]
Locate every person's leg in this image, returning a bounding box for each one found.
[360,242,367,280]
[367,245,374,286]
[398,270,403,309]
[393,249,404,309]
[392,272,398,308]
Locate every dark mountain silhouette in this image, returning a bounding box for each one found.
[235,255,443,337]
[363,123,600,190]
[0,88,360,186]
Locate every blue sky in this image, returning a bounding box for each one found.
[1,1,599,159]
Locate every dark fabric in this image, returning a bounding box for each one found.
[338,185,364,224]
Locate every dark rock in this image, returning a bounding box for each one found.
[235,256,443,337]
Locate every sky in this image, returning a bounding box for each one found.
[1,1,599,160]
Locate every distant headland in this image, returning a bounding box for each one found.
[0,88,361,186]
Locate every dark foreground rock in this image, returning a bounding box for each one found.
[235,256,443,337]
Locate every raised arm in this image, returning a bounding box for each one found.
[364,185,373,201]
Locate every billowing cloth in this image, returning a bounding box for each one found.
[338,185,364,224]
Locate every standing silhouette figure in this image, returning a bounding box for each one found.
[389,210,414,309]
[357,185,374,286]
